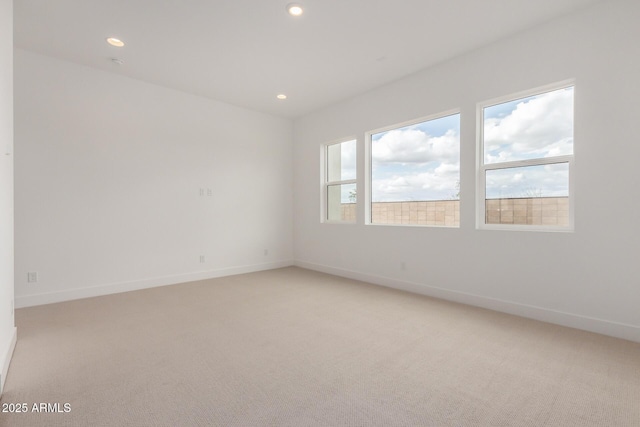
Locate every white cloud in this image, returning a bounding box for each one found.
[485,163,569,198]
[373,128,459,165]
[371,122,460,202]
[372,161,460,202]
[340,139,356,167]
[329,139,356,180]
[484,88,573,163]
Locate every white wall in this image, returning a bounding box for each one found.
[0,0,16,394]
[14,49,293,307]
[293,0,640,342]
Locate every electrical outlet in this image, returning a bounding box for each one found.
[207,188,213,196]
[199,255,205,263]
[400,262,406,271]
[199,188,205,196]
[264,249,269,256]
[27,272,38,283]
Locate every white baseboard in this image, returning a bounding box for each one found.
[295,260,640,343]
[15,260,294,309]
[1,327,17,395]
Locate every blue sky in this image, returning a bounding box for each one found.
[371,114,460,202]
[483,86,573,198]
[335,86,573,203]
[485,163,569,199]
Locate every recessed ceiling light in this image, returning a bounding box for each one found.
[106,37,125,47]
[286,3,303,16]
[277,94,287,100]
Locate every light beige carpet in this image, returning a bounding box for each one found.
[1,267,639,427]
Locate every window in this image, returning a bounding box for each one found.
[369,113,460,226]
[479,84,574,230]
[323,139,357,222]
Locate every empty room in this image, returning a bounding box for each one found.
[1,0,640,426]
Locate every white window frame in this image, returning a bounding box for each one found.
[321,137,357,224]
[365,109,461,227]
[476,80,575,232]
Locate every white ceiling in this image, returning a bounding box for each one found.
[14,0,602,119]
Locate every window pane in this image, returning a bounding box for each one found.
[371,114,460,226]
[485,163,569,226]
[327,183,356,221]
[327,139,356,182]
[486,163,568,198]
[483,87,573,164]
